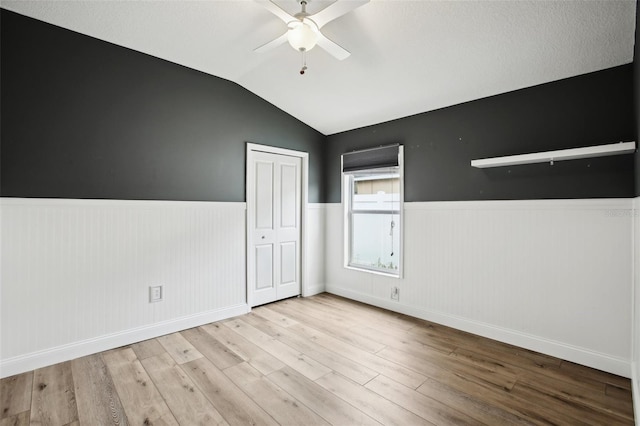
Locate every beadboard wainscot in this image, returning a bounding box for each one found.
[0,198,249,377]
[326,198,633,377]
[633,196,640,419]
[304,203,327,297]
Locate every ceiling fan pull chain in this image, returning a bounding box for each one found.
[300,49,308,75]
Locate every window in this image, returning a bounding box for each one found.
[342,145,403,276]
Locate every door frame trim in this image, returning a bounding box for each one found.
[246,143,309,308]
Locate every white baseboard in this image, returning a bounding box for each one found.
[631,362,639,425]
[0,304,249,378]
[326,285,631,378]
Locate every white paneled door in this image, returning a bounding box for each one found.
[248,150,302,307]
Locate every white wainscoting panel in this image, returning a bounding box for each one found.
[304,203,326,297]
[0,198,249,377]
[326,199,634,377]
[633,196,639,419]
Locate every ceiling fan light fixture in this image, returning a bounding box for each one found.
[287,21,318,52]
[254,0,369,61]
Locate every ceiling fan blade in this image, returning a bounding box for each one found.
[254,0,296,24]
[316,32,350,60]
[312,0,370,29]
[254,32,289,53]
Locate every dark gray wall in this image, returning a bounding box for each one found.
[326,66,635,203]
[635,0,640,197]
[3,9,636,203]
[1,10,326,202]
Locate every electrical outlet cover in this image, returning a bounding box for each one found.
[391,286,399,300]
[149,285,163,302]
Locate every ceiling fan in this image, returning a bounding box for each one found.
[254,0,369,73]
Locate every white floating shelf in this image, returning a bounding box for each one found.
[471,141,636,169]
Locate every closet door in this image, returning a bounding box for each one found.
[249,151,301,307]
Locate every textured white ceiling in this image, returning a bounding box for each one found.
[1,0,636,135]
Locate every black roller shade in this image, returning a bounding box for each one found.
[342,144,400,172]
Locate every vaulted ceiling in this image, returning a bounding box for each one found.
[2,0,636,135]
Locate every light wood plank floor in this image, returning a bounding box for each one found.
[1,293,635,425]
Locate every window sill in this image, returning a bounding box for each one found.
[344,265,401,279]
